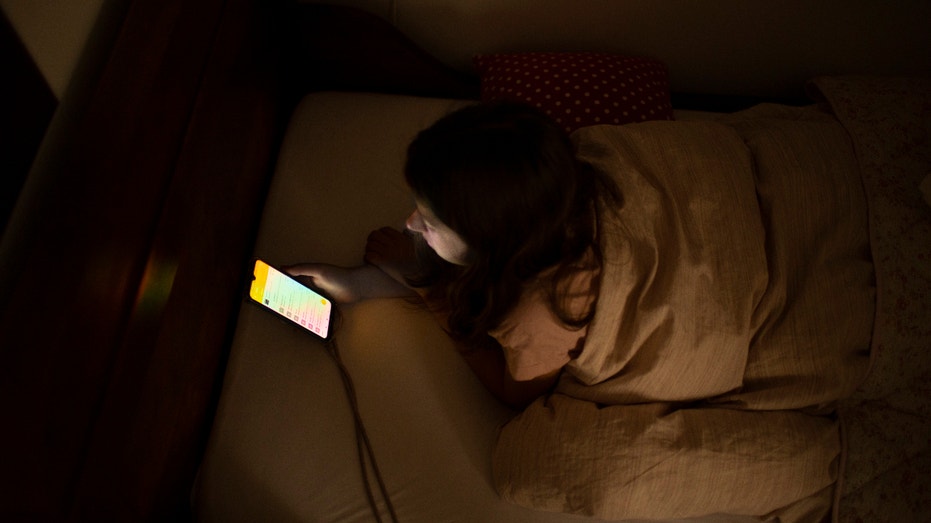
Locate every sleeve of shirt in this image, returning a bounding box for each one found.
[489,286,586,382]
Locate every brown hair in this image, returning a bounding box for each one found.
[404,102,620,342]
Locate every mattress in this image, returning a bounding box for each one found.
[193,92,767,522]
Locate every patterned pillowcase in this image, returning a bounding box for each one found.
[473,52,674,133]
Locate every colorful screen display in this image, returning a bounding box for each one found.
[250,259,332,339]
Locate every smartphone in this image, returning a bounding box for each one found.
[248,259,334,340]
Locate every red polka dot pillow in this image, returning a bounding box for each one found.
[473,52,674,133]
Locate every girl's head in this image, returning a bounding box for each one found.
[403,101,614,339]
[405,102,590,275]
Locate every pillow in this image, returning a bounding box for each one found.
[473,52,674,133]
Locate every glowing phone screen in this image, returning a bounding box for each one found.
[250,260,332,339]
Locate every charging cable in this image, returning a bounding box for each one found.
[324,338,399,523]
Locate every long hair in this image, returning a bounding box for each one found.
[404,102,620,343]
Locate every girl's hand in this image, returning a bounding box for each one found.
[284,263,367,304]
[284,263,416,304]
[364,227,419,284]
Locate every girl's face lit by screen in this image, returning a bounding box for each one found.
[406,201,470,265]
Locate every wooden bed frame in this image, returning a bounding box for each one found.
[1,0,283,519]
[0,11,57,235]
[1,1,925,520]
[0,2,487,520]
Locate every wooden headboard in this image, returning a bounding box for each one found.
[0,0,286,519]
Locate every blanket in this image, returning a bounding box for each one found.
[492,79,914,520]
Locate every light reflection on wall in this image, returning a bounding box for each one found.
[133,257,178,317]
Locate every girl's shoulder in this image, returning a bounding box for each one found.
[522,246,601,325]
[489,251,600,380]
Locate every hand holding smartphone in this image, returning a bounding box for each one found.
[248,259,335,340]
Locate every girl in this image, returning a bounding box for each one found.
[287,102,620,409]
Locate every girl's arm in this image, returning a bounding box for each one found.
[365,227,560,408]
[286,228,420,304]
[290,261,555,408]
[364,227,420,285]
[285,263,417,304]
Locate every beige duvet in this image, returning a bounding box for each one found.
[494,105,875,520]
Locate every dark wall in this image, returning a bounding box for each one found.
[0,10,57,234]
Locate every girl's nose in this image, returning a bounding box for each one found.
[406,209,426,233]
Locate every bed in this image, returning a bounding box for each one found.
[192,4,931,523]
[3,1,928,521]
